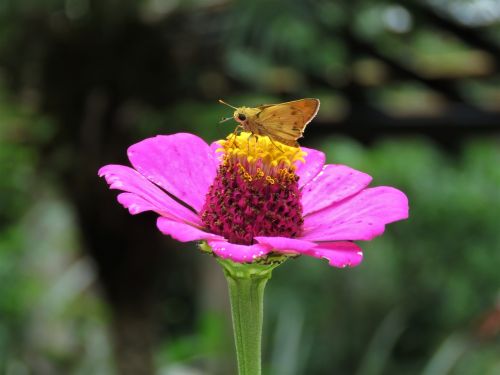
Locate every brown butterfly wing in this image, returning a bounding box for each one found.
[253,98,320,146]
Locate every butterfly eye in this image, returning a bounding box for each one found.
[238,113,247,121]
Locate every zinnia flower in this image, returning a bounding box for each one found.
[98,132,408,267]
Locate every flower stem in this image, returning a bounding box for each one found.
[217,258,284,375]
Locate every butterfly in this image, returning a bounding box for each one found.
[219,98,320,147]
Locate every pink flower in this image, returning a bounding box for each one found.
[98,132,408,268]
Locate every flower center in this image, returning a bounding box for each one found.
[200,133,305,245]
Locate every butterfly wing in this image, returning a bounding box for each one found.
[253,98,320,146]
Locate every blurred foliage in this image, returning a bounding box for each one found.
[0,85,111,374]
[0,87,49,369]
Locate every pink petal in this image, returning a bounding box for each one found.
[295,147,325,188]
[157,217,223,242]
[254,236,317,254]
[307,242,364,268]
[207,240,272,263]
[302,187,409,241]
[117,193,158,215]
[99,164,200,225]
[302,165,373,216]
[127,133,217,212]
[210,140,225,164]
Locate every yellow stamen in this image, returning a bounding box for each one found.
[219,132,306,170]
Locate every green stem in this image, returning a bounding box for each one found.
[217,258,284,375]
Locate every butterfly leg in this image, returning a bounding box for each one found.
[229,125,243,148]
[267,136,284,153]
[245,133,260,154]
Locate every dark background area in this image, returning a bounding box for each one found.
[0,0,499,374]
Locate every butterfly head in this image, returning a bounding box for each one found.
[232,109,244,123]
[219,100,258,125]
[233,107,254,125]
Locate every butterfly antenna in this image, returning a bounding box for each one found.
[218,99,238,110]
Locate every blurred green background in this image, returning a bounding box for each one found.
[1,0,499,374]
